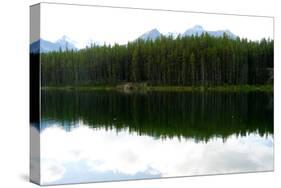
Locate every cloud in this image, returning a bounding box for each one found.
[40,124,273,184]
[41,160,65,183]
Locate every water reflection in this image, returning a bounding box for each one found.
[40,90,273,185]
[42,90,273,141]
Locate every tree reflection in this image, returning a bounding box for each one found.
[41,90,273,142]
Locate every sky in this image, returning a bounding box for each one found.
[40,3,274,48]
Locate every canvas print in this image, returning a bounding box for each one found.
[30,3,274,185]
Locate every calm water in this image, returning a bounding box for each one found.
[39,90,273,185]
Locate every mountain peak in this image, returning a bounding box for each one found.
[55,35,77,50]
[30,36,77,53]
[192,25,204,30]
[150,28,160,33]
[139,28,161,41]
[183,25,204,36]
[183,25,237,39]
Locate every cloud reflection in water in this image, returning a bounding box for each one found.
[40,122,273,185]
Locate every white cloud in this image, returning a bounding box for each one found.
[40,124,273,184]
[41,160,65,183]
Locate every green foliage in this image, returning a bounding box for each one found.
[40,34,273,87]
[42,90,273,142]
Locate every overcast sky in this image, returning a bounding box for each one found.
[40,3,274,48]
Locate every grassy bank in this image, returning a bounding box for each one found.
[41,83,273,93]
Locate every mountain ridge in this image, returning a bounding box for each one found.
[30,25,237,53]
[139,25,237,41]
[30,36,77,53]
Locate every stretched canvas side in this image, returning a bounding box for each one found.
[30,4,41,185]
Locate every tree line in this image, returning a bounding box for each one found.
[42,90,273,141]
[40,33,273,87]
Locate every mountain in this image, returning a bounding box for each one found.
[183,25,205,36]
[30,36,77,53]
[138,28,161,41]
[30,38,59,53]
[30,27,237,53]
[183,25,237,39]
[137,25,237,41]
[55,35,77,51]
[207,29,237,39]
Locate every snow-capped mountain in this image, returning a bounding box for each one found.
[137,25,237,41]
[30,35,77,53]
[30,26,238,53]
[183,25,205,36]
[55,35,77,51]
[207,29,236,39]
[138,28,161,41]
[183,25,237,38]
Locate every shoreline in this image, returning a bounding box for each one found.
[41,84,273,93]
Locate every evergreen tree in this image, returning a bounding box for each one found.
[40,35,274,87]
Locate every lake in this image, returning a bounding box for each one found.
[38,90,273,185]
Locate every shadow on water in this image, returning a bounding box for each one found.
[41,90,273,142]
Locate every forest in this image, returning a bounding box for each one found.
[39,33,273,87]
